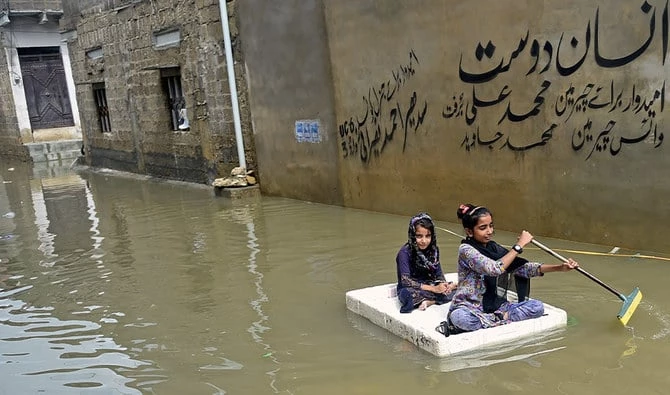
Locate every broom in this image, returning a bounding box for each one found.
[531,239,642,326]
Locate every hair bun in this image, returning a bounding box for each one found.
[456,203,471,220]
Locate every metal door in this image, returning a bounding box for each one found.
[19,49,75,129]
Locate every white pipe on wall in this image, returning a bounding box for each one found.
[218,0,247,170]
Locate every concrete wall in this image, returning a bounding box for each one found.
[239,0,670,252]
[237,0,342,205]
[62,0,255,183]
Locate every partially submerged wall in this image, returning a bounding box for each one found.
[237,0,342,204]
[326,0,669,251]
[63,0,255,183]
[241,0,670,252]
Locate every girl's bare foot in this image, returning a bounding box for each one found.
[419,300,435,311]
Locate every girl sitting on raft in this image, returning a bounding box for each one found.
[447,204,578,332]
[396,212,456,313]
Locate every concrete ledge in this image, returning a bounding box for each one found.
[26,139,83,163]
[71,165,214,191]
[346,273,567,357]
[214,184,261,199]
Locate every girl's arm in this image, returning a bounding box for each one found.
[539,258,579,273]
[459,244,508,276]
[397,247,422,289]
[396,247,447,293]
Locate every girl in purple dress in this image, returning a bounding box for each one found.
[447,204,579,332]
[396,212,456,313]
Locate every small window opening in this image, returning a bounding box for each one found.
[92,82,111,133]
[160,67,187,131]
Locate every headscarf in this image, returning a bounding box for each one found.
[407,212,440,272]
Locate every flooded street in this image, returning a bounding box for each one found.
[1,159,669,394]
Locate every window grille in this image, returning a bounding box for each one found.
[92,82,111,133]
[160,67,186,131]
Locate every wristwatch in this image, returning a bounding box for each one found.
[512,244,523,254]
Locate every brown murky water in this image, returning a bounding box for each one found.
[1,159,669,394]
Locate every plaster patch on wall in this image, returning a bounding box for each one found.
[295,120,321,143]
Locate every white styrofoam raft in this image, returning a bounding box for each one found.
[345,274,567,357]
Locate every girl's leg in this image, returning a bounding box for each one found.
[398,288,416,313]
[400,288,453,313]
[419,290,453,310]
[506,299,544,322]
[435,290,455,305]
[449,308,485,332]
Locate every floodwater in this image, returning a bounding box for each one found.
[0,159,669,395]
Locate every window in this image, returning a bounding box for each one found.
[92,82,111,133]
[86,47,103,60]
[152,29,181,49]
[160,67,187,131]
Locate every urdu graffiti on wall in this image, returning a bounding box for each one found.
[444,0,667,160]
[338,50,428,163]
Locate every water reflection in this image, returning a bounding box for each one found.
[218,202,283,392]
[32,181,57,265]
[0,286,148,393]
[0,162,152,393]
[346,308,567,373]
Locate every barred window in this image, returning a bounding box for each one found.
[160,67,187,131]
[92,82,111,133]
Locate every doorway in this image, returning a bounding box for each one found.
[18,47,75,129]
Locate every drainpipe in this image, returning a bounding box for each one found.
[218,0,247,170]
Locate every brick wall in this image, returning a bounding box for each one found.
[0,34,30,160]
[6,0,62,10]
[64,0,255,183]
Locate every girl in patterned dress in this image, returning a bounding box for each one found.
[396,212,456,313]
[448,204,579,332]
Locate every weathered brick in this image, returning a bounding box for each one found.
[3,0,253,180]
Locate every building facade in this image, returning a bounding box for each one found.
[0,0,82,162]
[5,0,668,252]
[59,0,255,183]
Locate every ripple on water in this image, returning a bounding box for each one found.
[644,303,670,340]
[0,288,152,394]
[346,308,568,374]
